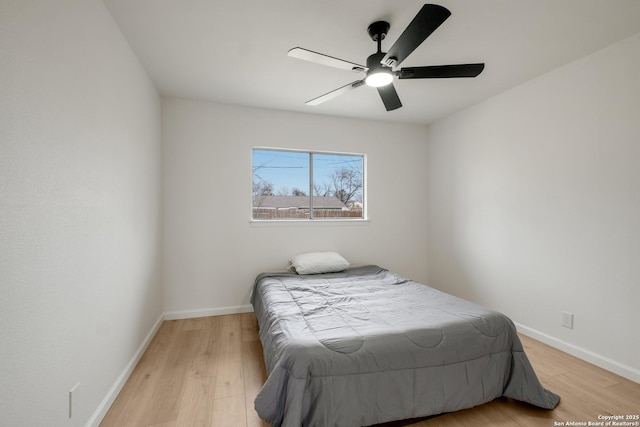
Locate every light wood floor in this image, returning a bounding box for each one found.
[100,313,640,427]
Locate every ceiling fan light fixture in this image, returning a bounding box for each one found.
[365,68,393,87]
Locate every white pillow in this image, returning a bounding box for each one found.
[289,252,350,275]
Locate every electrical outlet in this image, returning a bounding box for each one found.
[561,311,574,329]
[69,382,80,418]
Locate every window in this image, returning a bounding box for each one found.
[252,148,365,220]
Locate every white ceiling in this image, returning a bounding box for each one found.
[103,0,640,125]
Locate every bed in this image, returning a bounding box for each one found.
[251,264,560,426]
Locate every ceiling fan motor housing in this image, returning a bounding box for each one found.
[366,52,387,70]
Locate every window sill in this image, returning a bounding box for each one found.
[249,218,371,227]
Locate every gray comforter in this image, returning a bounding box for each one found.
[251,266,559,426]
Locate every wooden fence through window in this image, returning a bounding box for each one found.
[253,208,363,220]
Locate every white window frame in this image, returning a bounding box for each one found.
[251,147,367,222]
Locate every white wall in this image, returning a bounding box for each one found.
[162,98,429,314]
[0,1,162,426]
[425,33,640,381]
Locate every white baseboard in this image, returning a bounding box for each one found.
[163,304,253,320]
[87,304,254,426]
[86,313,164,427]
[515,322,640,384]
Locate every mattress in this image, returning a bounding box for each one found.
[250,265,559,426]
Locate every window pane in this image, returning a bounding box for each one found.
[312,153,364,219]
[252,150,310,220]
[252,149,365,221]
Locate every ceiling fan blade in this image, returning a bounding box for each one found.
[288,47,366,72]
[306,80,366,106]
[377,83,402,111]
[381,4,451,67]
[399,63,485,79]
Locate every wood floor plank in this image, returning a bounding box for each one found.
[101,313,640,427]
[214,315,245,399]
[175,375,215,427]
[214,351,244,399]
[544,372,635,417]
[606,379,640,409]
[101,320,181,426]
[181,316,207,331]
[519,335,568,378]
[242,341,267,396]
[188,316,222,380]
[211,395,247,427]
[240,312,260,342]
[143,329,202,425]
[242,340,269,427]
[220,314,243,354]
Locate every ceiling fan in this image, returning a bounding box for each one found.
[288,3,485,111]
